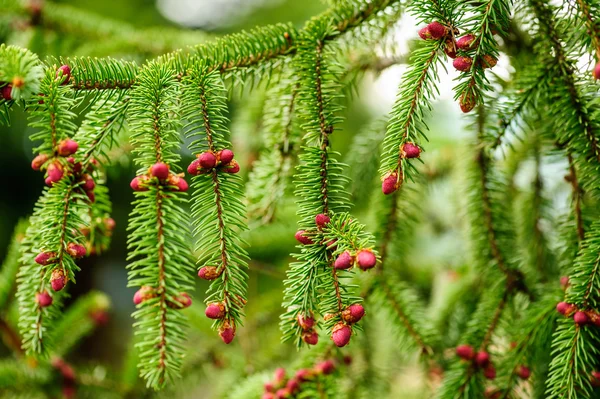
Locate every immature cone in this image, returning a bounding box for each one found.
[315,359,336,375]
[297,313,315,330]
[588,311,600,327]
[453,56,473,72]
[456,34,476,50]
[187,158,201,175]
[295,368,312,381]
[168,175,189,192]
[264,381,275,393]
[334,251,354,270]
[198,266,219,280]
[286,378,300,394]
[356,249,376,270]
[36,291,53,307]
[560,276,569,289]
[382,171,400,195]
[456,344,475,360]
[418,27,432,40]
[130,176,149,191]
[475,351,490,367]
[275,389,290,399]
[199,152,217,169]
[427,21,447,39]
[342,303,365,323]
[593,63,600,80]
[573,311,588,325]
[483,365,496,380]
[459,91,476,113]
[67,242,86,258]
[294,230,313,245]
[219,321,236,344]
[47,161,64,184]
[50,268,68,292]
[1,85,12,101]
[150,162,169,180]
[223,160,240,174]
[315,213,330,228]
[262,393,275,399]
[56,65,71,85]
[133,286,154,305]
[86,191,96,203]
[104,217,116,231]
[274,367,286,383]
[57,139,78,156]
[402,142,421,158]
[35,251,56,265]
[331,322,352,347]
[444,39,457,58]
[591,371,600,387]
[205,302,226,319]
[31,154,48,171]
[480,54,498,69]
[517,365,531,380]
[174,293,192,308]
[302,331,319,345]
[556,301,575,316]
[218,149,234,164]
[81,175,95,192]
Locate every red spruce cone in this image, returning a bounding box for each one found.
[453,56,473,72]
[302,331,319,345]
[295,230,313,245]
[475,351,490,367]
[456,34,476,50]
[219,321,236,344]
[66,242,86,258]
[31,154,48,171]
[205,302,226,319]
[334,251,354,270]
[402,142,421,158]
[150,162,169,180]
[133,286,155,305]
[331,322,352,347]
[50,268,68,292]
[356,249,376,270]
[382,172,400,195]
[36,291,53,307]
[456,344,475,360]
[427,21,447,39]
[218,149,234,164]
[315,359,336,375]
[35,251,56,265]
[56,65,71,85]
[315,213,330,228]
[198,266,219,280]
[297,313,315,330]
[57,139,78,156]
[342,303,365,323]
[199,152,217,169]
[517,365,531,380]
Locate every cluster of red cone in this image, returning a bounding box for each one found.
[556,301,600,326]
[381,143,421,195]
[131,162,189,193]
[262,360,338,399]
[456,345,531,381]
[133,285,192,309]
[187,148,239,175]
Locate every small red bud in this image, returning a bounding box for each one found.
[295,369,312,381]
[418,27,432,40]
[57,139,78,156]
[459,91,476,113]
[47,161,64,184]
[427,21,447,39]
[275,388,290,399]
[331,322,352,347]
[67,242,86,258]
[133,286,154,305]
[591,371,600,387]
[444,39,457,58]
[294,230,313,245]
[286,378,300,394]
[456,34,476,50]
[297,313,315,330]
[90,309,109,325]
[382,172,400,195]
[36,291,53,307]
[556,301,575,316]
[205,302,226,319]
[187,159,201,175]
[342,303,365,323]
[402,142,421,158]
[453,56,473,72]
[517,365,531,380]
[81,175,95,191]
[35,251,56,265]
[315,213,330,228]
[334,251,354,270]
[475,351,490,367]
[483,365,496,380]
[315,359,336,375]
[593,63,600,80]
[219,321,236,344]
[1,85,12,101]
[560,276,569,289]
[274,367,286,383]
[574,311,588,325]
[150,162,169,180]
[56,65,71,85]
[302,330,319,345]
[198,266,219,280]
[86,190,95,203]
[218,149,234,164]
[173,293,192,309]
[223,160,240,174]
[356,249,376,270]
[199,152,217,169]
[456,344,475,360]
[264,381,275,393]
[50,268,68,292]
[130,176,149,192]
[262,393,275,399]
[104,218,116,231]
[31,154,48,171]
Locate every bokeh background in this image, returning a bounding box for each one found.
[0,0,571,398]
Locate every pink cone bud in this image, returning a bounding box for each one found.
[456,344,475,360]
[334,251,354,270]
[274,367,286,383]
[484,365,496,380]
[104,218,116,231]
[315,359,335,375]
[31,154,48,171]
[150,162,169,180]
[302,331,319,345]
[342,303,365,323]
[263,393,275,399]
[315,213,330,228]
[219,321,236,344]
[36,291,53,307]
[264,381,275,392]
[382,172,400,195]
[295,230,313,245]
[50,268,68,292]
[35,251,56,265]
[56,65,71,85]
[427,21,447,39]
[67,242,86,258]
[86,190,95,203]
[402,142,421,158]
[453,56,473,72]
[574,311,588,325]
[1,85,12,101]
[199,152,217,169]
[475,351,490,367]
[460,91,476,113]
[588,311,600,327]
[133,286,154,305]
[187,159,201,175]
[517,365,531,380]
[167,175,189,192]
[57,139,78,156]
[223,160,240,174]
[286,378,300,394]
[205,302,225,319]
[594,63,600,80]
[457,34,476,50]
[418,27,432,40]
[130,176,149,191]
[445,40,457,58]
[298,314,315,330]
[356,249,376,270]
[218,149,234,164]
[82,175,95,191]
[556,301,575,316]
[47,161,64,184]
[275,389,290,399]
[295,369,312,381]
[173,293,192,309]
[591,371,600,387]
[90,309,109,325]
[198,266,219,280]
[331,323,352,347]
